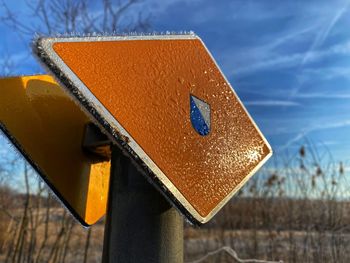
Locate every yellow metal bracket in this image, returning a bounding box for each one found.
[0,75,110,226]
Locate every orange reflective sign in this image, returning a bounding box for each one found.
[0,75,110,226]
[35,34,272,224]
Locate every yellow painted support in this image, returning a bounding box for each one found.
[0,75,110,225]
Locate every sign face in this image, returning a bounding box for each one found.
[0,75,110,226]
[35,33,272,224]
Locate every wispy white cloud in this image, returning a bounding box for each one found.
[219,0,350,79]
[234,40,350,75]
[245,100,300,107]
[295,92,350,99]
[298,66,350,82]
[221,25,319,75]
[190,1,299,25]
[235,64,350,99]
[282,119,350,149]
[289,0,350,98]
[301,0,350,65]
[284,140,340,149]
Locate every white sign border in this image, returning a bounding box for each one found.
[34,33,272,224]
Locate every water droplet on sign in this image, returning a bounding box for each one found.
[178,77,185,84]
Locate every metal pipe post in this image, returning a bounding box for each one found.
[102,146,184,263]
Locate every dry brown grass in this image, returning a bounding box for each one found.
[0,143,348,262]
[185,143,350,263]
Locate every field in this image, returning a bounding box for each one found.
[184,198,350,262]
[0,196,349,263]
[0,144,349,262]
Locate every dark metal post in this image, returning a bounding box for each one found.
[102,146,184,263]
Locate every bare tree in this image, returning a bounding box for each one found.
[1,0,151,36]
[0,0,151,76]
[0,53,16,77]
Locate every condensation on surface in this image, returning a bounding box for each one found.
[53,39,271,218]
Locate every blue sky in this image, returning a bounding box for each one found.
[1,0,350,165]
